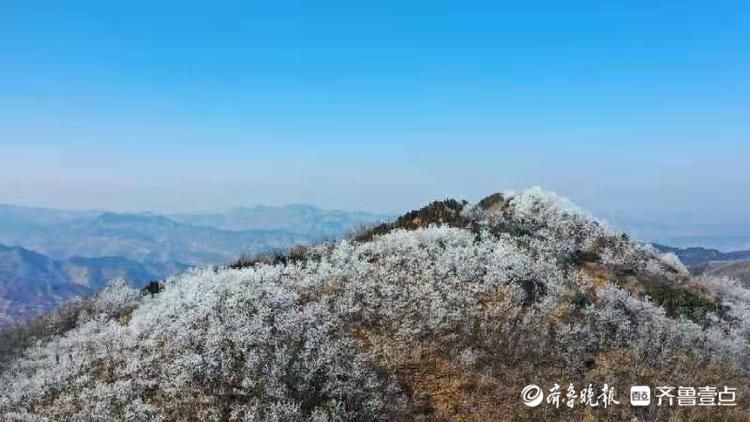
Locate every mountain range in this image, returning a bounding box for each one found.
[2,188,748,420]
[0,203,389,323]
[169,204,388,238]
[652,244,750,288]
[652,243,750,266]
[0,244,188,324]
[0,203,389,266]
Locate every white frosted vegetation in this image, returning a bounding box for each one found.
[2,188,749,420]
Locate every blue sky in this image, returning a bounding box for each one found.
[1,1,749,225]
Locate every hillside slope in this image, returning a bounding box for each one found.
[1,188,749,421]
[0,245,187,323]
[695,260,750,288]
[0,245,88,325]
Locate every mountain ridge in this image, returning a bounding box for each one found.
[0,244,188,323]
[0,204,388,324]
[653,243,750,266]
[0,203,388,266]
[2,188,748,420]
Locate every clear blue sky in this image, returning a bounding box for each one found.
[1,1,749,224]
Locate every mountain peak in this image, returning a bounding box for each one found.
[2,188,749,420]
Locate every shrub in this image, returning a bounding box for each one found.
[2,188,749,420]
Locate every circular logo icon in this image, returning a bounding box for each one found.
[522,384,544,407]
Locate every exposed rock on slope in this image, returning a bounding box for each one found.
[1,188,749,421]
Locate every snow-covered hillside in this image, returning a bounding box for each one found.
[2,188,749,421]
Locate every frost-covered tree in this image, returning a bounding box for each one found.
[2,188,749,421]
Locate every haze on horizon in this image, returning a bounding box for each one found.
[1,2,749,229]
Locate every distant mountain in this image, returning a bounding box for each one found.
[695,260,750,287]
[25,212,317,265]
[170,204,391,238]
[0,203,387,324]
[61,256,188,289]
[653,243,750,266]
[4,189,749,419]
[0,204,386,266]
[0,244,86,324]
[0,244,187,323]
